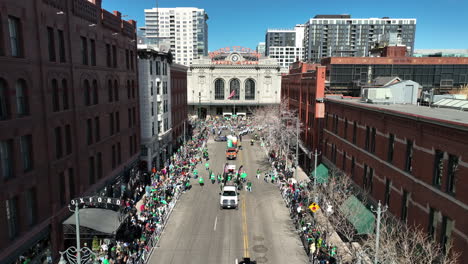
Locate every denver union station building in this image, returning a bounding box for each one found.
[187,46,282,117]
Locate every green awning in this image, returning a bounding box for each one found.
[339,195,375,235]
[311,164,329,184]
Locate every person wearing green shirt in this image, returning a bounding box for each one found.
[199,177,204,186]
[247,181,252,192]
[217,174,222,183]
[205,162,210,170]
[240,172,247,183]
[210,173,215,184]
[185,180,191,191]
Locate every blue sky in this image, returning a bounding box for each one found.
[103,0,468,51]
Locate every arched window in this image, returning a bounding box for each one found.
[214,79,225,100]
[0,79,10,120]
[229,78,240,100]
[52,79,60,111]
[108,80,113,102]
[62,79,69,110]
[16,79,29,116]
[114,80,119,101]
[84,79,90,106]
[245,79,255,100]
[92,80,98,105]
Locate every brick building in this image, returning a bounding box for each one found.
[281,62,325,172]
[322,98,468,262]
[170,63,188,149]
[0,0,139,263]
[282,61,468,262]
[321,55,468,96]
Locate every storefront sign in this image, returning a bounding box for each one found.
[70,196,122,207]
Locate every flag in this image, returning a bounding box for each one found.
[227,90,236,99]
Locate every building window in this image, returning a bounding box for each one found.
[52,79,60,112]
[5,197,18,240]
[84,80,91,106]
[19,135,33,172]
[150,61,153,75]
[90,39,96,66]
[68,168,75,199]
[59,171,65,205]
[62,79,69,110]
[365,126,370,150]
[432,150,444,187]
[114,80,119,101]
[96,152,103,179]
[163,81,167,95]
[106,44,111,67]
[55,126,63,159]
[428,207,437,240]
[245,79,255,100]
[229,78,240,100]
[150,81,154,96]
[112,45,117,68]
[92,80,98,105]
[151,102,154,116]
[388,133,394,163]
[132,107,136,126]
[351,156,355,178]
[363,164,368,189]
[25,188,37,227]
[384,178,391,206]
[0,140,14,179]
[446,154,458,195]
[405,140,413,173]
[401,190,409,222]
[0,79,10,120]
[108,80,113,102]
[352,121,357,144]
[80,36,88,65]
[8,16,22,57]
[130,51,134,70]
[344,118,348,139]
[116,112,120,133]
[132,80,136,98]
[15,79,29,116]
[333,115,338,133]
[89,156,95,185]
[368,167,374,193]
[58,29,65,62]
[65,124,72,155]
[440,216,454,254]
[109,113,114,135]
[126,80,130,99]
[94,117,100,142]
[86,118,93,145]
[125,49,129,69]
[47,27,56,62]
[117,142,121,164]
[152,122,155,136]
[111,145,116,169]
[127,108,132,128]
[370,127,376,153]
[156,61,161,75]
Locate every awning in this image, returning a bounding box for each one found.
[339,195,375,235]
[311,164,329,184]
[63,208,125,234]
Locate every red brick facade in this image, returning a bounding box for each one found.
[322,99,468,262]
[281,62,326,173]
[0,0,138,262]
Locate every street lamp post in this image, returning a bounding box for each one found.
[371,200,388,264]
[59,203,97,264]
[311,149,321,203]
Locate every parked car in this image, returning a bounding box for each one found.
[215,135,227,142]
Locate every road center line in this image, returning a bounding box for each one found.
[214,216,218,231]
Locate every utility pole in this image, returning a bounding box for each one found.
[294,118,299,179]
[371,200,388,264]
[311,149,321,203]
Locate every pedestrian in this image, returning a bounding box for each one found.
[247,181,252,192]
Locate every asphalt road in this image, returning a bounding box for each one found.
[149,132,308,264]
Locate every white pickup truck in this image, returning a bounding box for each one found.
[219,185,239,209]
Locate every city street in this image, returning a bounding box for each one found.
[149,133,308,264]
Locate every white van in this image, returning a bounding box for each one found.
[220,185,239,209]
